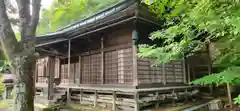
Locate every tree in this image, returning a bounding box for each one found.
[0,0,41,111]
[37,0,122,35]
[140,0,240,108]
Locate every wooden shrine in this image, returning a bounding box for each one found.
[35,0,212,110]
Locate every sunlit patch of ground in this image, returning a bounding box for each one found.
[62,104,108,111]
[0,100,12,111]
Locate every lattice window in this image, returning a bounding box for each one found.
[54,58,60,79]
[69,63,75,84]
[75,62,80,84]
[117,48,133,84]
[91,54,101,84]
[36,57,49,84]
[104,48,133,84]
[104,51,118,84]
[60,64,68,84]
[82,55,91,84]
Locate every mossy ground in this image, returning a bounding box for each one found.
[0,100,106,111]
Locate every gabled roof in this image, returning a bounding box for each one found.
[36,0,159,47]
[37,0,136,37]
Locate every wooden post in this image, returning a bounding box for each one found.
[207,43,213,94]
[101,37,104,84]
[172,64,176,83]
[68,39,71,84]
[155,92,159,108]
[227,83,233,108]
[94,90,98,107]
[134,92,140,111]
[183,59,187,84]
[132,29,138,86]
[48,57,54,100]
[162,64,166,85]
[67,39,71,103]
[187,64,191,83]
[80,89,83,104]
[67,88,71,103]
[184,89,188,103]
[112,91,116,111]
[172,90,176,106]
[79,56,82,84]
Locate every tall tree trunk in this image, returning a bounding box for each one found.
[13,55,36,111]
[0,0,41,111]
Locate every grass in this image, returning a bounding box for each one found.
[0,100,106,111]
[65,104,106,111]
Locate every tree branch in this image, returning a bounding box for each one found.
[0,0,20,60]
[29,0,41,36]
[16,0,31,40]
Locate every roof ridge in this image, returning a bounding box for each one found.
[37,0,136,38]
[57,0,135,31]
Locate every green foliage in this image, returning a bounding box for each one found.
[0,60,10,73]
[141,0,240,104]
[234,95,240,104]
[0,74,5,95]
[37,0,122,35]
[140,0,240,82]
[191,67,240,86]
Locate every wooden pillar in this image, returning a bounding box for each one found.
[48,57,54,100]
[184,89,188,103]
[112,91,116,111]
[172,90,176,106]
[80,89,83,104]
[67,88,71,103]
[162,64,166,85]
[172,64,176,83]
[134,92,140,111]
[94,90,98,107]
[68,39,71,84]
[132,29,138,86]
[187,64,191,83]
[79,56,82,84]
[183,58,187,84]
[67,39,71,103]
[101,37,104,84]
[155,92,159,108]
[207,43,213,94]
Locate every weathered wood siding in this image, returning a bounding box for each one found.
[104,48,133,84]
[137,58,185,85]
[57,26,134,85]
[36,57,60,84]
[81,54,101,84]
[136,22,186,86]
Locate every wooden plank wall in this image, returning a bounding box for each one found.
[137,58,185,85]
[60,62,79,84]
[137,58,163,84]
[81,54,101,84]
[58,26,134,85]
[104,48,133,84]
[165,61,185,83]
[36,58,48,84]
[36,57,60,84]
